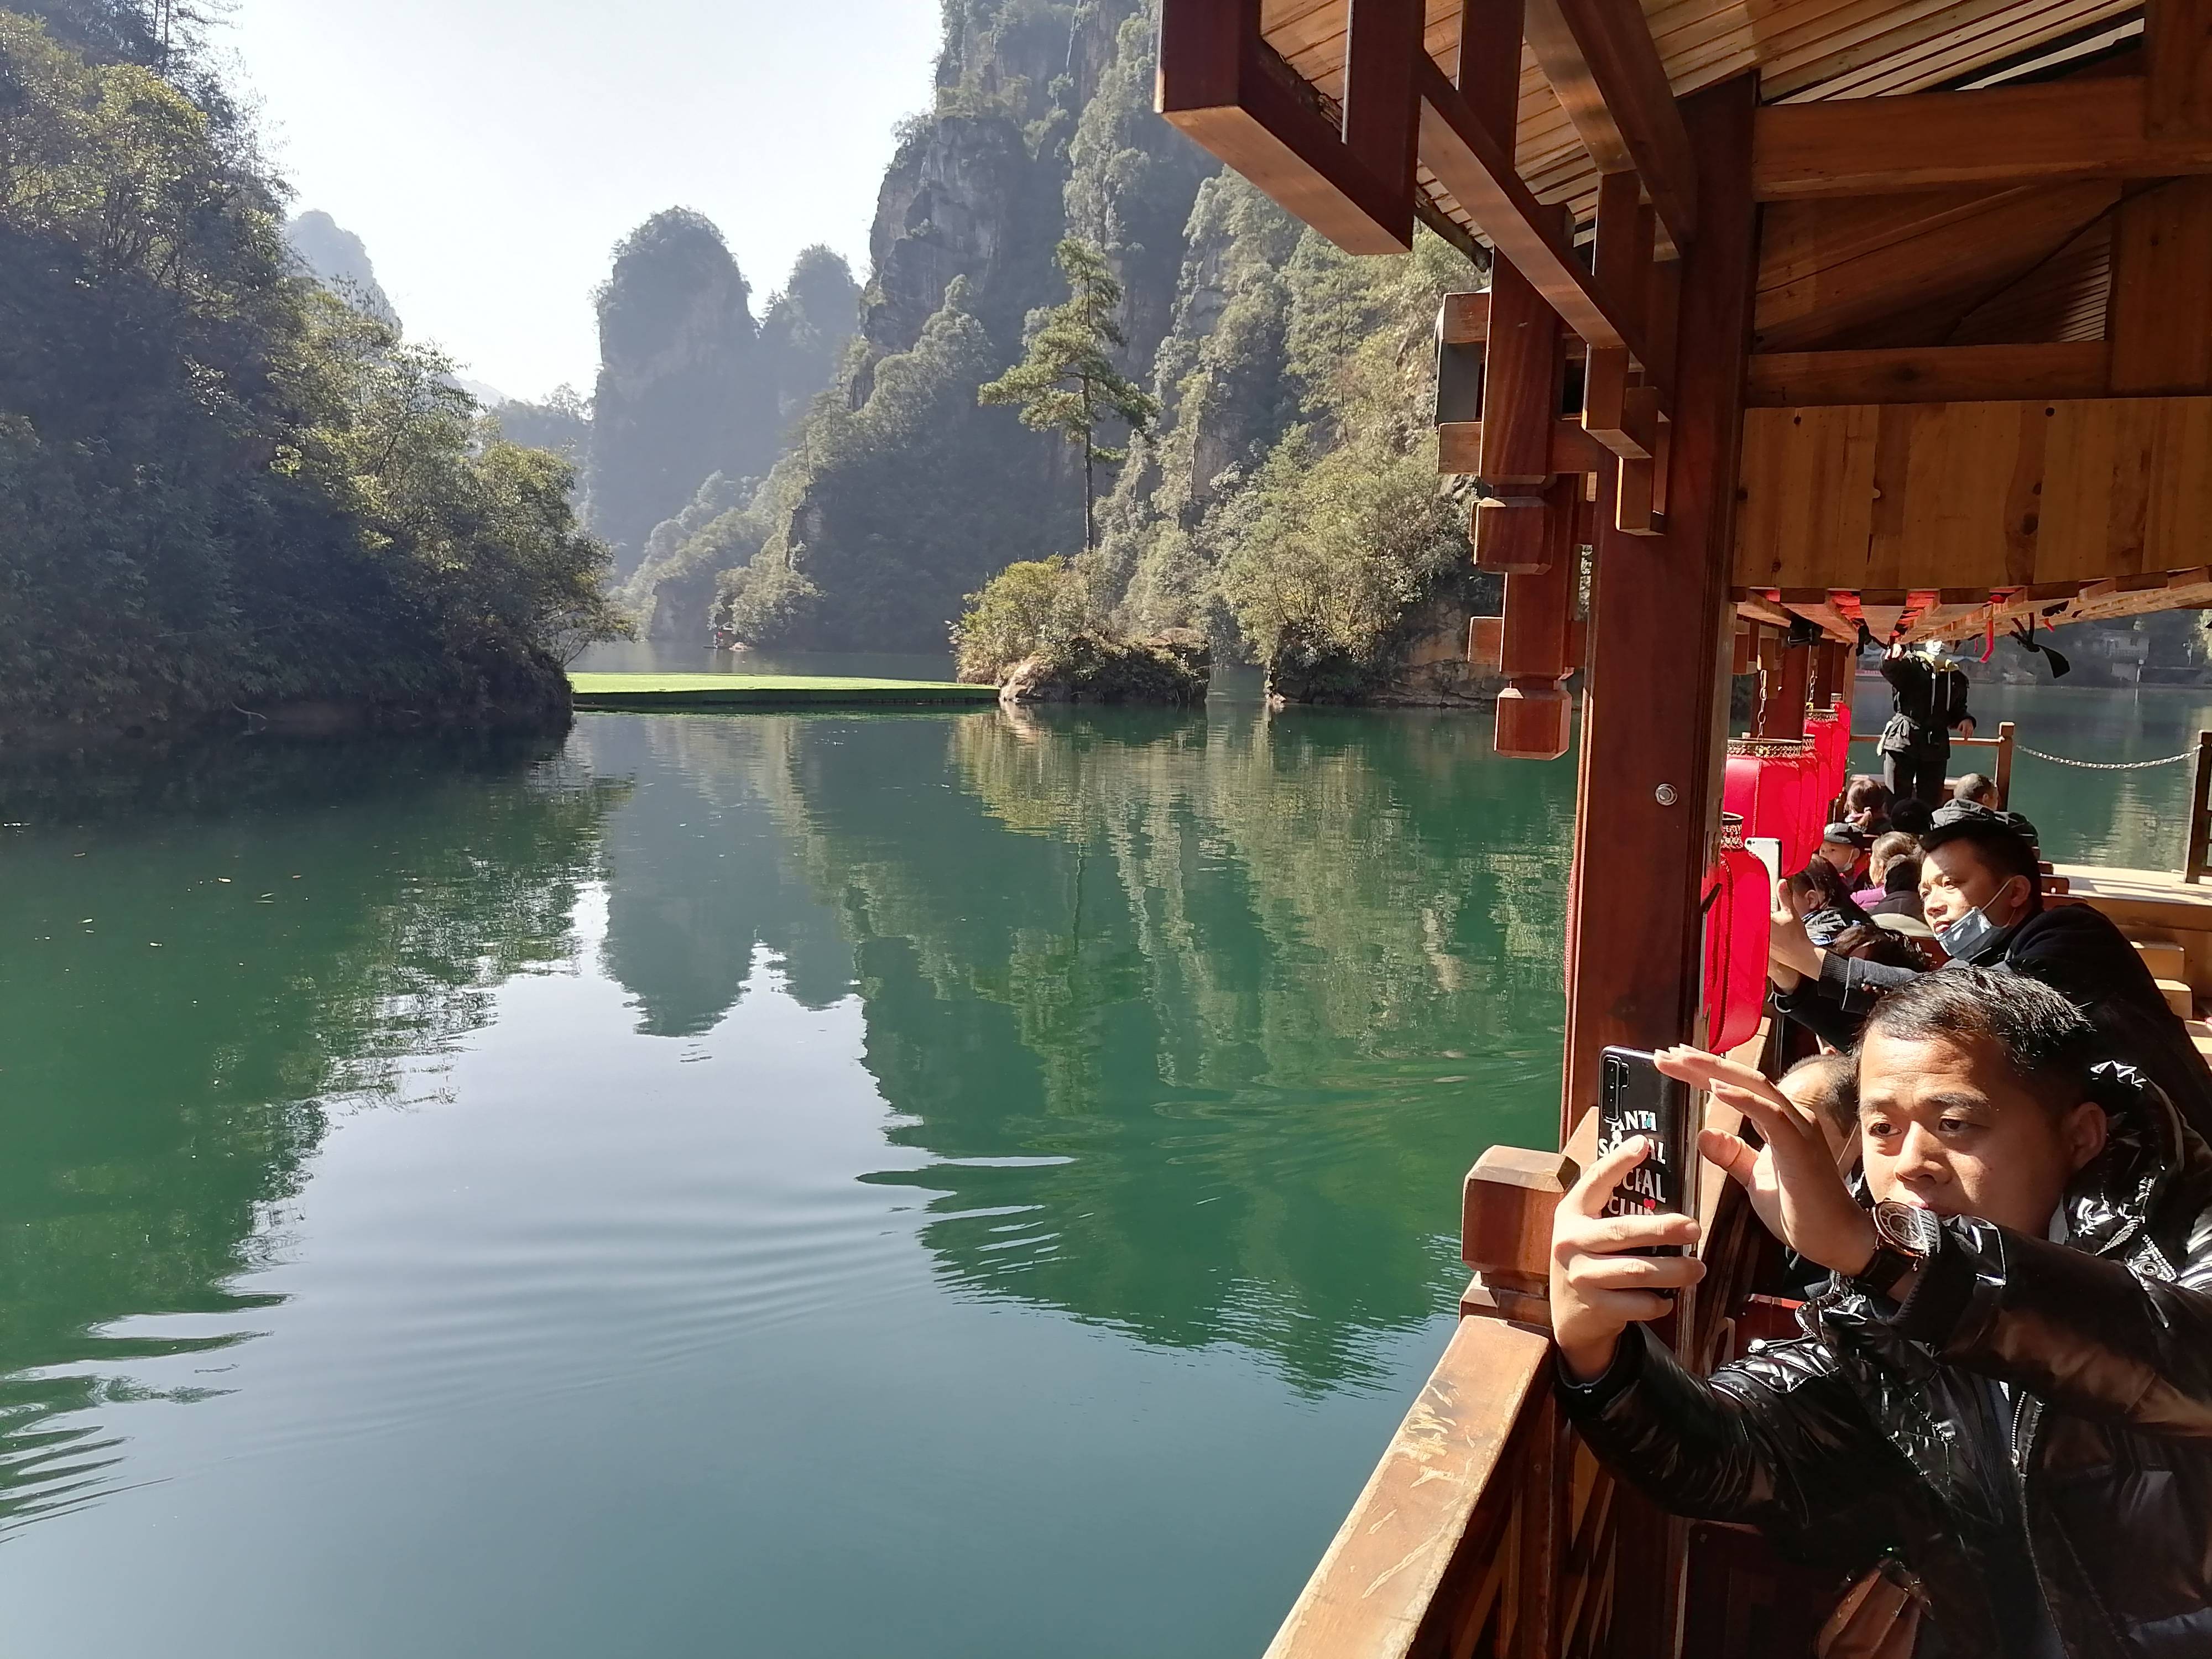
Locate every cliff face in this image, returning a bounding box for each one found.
[284,210,398,328]
[588,208,775,578]
[641,0,1480,700]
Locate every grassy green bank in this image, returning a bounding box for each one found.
[568,672,999,710]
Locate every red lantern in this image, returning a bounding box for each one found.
[1725,739,1823,872]
[1704,815,1769,1053]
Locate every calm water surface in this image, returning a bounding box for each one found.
[0,698,1574,1657]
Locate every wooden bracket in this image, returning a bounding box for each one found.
[1462,1142,1579,1329]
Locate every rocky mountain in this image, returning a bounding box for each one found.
[284,209,398,327]
[586,208,776,579]
[619,0,1484,699]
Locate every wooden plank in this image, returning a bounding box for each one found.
[1745,342,2111,407]
[1416,55,1655,366]
[1261,1317,1552,1659]
[1585,172,1655,458]
[2148,0,2212,138]
[1457,0,1527,150]
[1521,0,1701,248]
[2109,178,2212,395]
[1754,76,2212,199]
[1781,597,1858,643]
[1440,290,1491,344]
[1439,416,1615,473]
[1754,182,2120,354]
[1161,0,1413,254]
[1481,233,1566,492]
[1344,0,1425,229]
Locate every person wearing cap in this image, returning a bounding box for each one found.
[1814,821,1870,886]
[1770,804,2212,1145]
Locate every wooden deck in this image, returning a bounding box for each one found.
[2056,862,2212,1019]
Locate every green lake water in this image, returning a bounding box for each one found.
[3,674,2199,1656]
[0,698,1575,1658]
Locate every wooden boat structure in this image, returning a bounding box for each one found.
[1154,0,2212,1649]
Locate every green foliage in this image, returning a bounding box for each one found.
[758,245,859,424]
[719,278,1076,652]
[951,555,1093,681]
[980,237,1160,546]
[0,12,626,737]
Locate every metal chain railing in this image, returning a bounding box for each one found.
[2015,746,2199,769]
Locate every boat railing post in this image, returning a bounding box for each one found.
[2187,731,2212,883]
[1994,721,2016,808]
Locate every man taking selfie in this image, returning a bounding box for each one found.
[1551,970,2212,1657]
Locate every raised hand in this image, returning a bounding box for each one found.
[1768,874,1820,985]
[1550,1133,1705,1382]
[1655,1046,1878,1279]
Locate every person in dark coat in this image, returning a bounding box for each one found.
[1769,807,2212,1147]
[1879,643,1974,806]
[1550,971,2212,1658]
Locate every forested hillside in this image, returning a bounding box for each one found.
[613,0,1490,699]
[0,0,626,745]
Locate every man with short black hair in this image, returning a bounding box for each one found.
[1771,808,2212,1144]
[1551,971,2212,1657]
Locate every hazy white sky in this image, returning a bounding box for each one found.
[223,0,942,400]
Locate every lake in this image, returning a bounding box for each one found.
[3,674,2204,1656]
[0,695,1574,1657]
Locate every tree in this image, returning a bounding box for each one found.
[979,238,1159,551]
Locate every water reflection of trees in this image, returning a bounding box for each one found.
[0,735,621,1532]
[757,706,1574,1390]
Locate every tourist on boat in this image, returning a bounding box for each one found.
[1770,808,2212,1144]
[1844,775,1894,837]
[1877,641,1974,806]
[1888,795,1936,837]
[1817,822,1870,884]
[1550,971,2212,1657]
[1953,771,2042,852]
[1851,831,1923,920]
[1787,860,1871,947]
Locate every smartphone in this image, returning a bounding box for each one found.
[1596,1046,1698,1255]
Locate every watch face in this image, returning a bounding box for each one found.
[1874,1199,1942,1258]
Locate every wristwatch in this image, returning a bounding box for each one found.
[1852,1200,1942,1297]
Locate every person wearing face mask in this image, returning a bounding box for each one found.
[1550,971,2212,1658]
[1768,807,2212,1146]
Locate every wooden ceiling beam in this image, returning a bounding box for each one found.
[1160,0,1413,253]
[1520,0,1699,248]
[1416,57,1658,370]
[1745,342,2112,406]
[1780,597,1860,643]
[1755,76,2212,200]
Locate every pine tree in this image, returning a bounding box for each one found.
[979,239,1160,551]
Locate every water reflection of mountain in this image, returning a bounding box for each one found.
[580,716,853,1031]
[0,736,620,1532]
[624,705,1577,1390]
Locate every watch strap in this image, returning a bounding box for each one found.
[1852,1243,1918,1299]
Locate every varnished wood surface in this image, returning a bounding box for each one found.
[1738,396,2212,591]
[1260,1316,1552,1659]
[1746,342,2112,406]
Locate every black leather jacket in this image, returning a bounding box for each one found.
[1559,1064,2212,1657]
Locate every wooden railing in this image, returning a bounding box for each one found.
[1265,1057,1782,1659]
[1847,719,2015,805]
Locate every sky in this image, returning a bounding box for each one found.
[221,0,943,401]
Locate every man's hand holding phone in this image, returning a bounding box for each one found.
[1655,1046,1877,1280]
[1550,1135,1705,1383]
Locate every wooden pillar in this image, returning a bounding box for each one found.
[1755,641,1811,737]
[1559,75,1759,1138]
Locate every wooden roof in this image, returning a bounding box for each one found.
[1260,0,2142,241]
